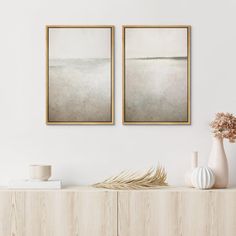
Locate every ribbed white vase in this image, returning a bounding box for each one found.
[191,167,215,189]
[208,137,229,188]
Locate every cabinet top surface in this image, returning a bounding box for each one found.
[0,186,236,192]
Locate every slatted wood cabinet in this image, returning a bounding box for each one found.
[0,187,236,236]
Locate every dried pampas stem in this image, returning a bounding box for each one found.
[93,166,168,190]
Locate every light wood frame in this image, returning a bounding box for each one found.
[46,25,114,125]
[122,25,191,125]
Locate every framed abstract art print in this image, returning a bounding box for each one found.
[123,25,191,124]
[46,25,114,124]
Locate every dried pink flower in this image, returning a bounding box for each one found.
[210,112,236,143]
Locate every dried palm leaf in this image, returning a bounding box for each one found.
[93,166,168,190]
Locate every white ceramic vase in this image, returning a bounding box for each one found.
[185,152,198,187]
[208,137,228,188]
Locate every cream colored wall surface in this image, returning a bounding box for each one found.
[0,0,236,186]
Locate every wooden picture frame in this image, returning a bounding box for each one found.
[122,25,191,125]
[46,25,114,124]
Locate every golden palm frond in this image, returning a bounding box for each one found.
[93,166,168,190]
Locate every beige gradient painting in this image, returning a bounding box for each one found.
[123,26,191,124]
[46,26,114,124]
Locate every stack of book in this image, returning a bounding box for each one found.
[8,180,62,189]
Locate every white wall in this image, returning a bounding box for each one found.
[0,0,236,187]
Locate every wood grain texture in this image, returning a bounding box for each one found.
[118,189,236,236]
[1,187,236,236]
[0,189,117,236]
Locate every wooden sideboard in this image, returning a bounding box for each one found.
[0,187,236,236]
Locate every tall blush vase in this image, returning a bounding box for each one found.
[208,137,229,188]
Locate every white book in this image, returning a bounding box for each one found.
[8,180,62,189]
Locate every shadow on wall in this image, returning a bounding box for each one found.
[229,146,236,187]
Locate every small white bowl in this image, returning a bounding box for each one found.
[29,165,51,181]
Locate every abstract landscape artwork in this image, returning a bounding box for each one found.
[46,26,114,124]
[123,26,191,124]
